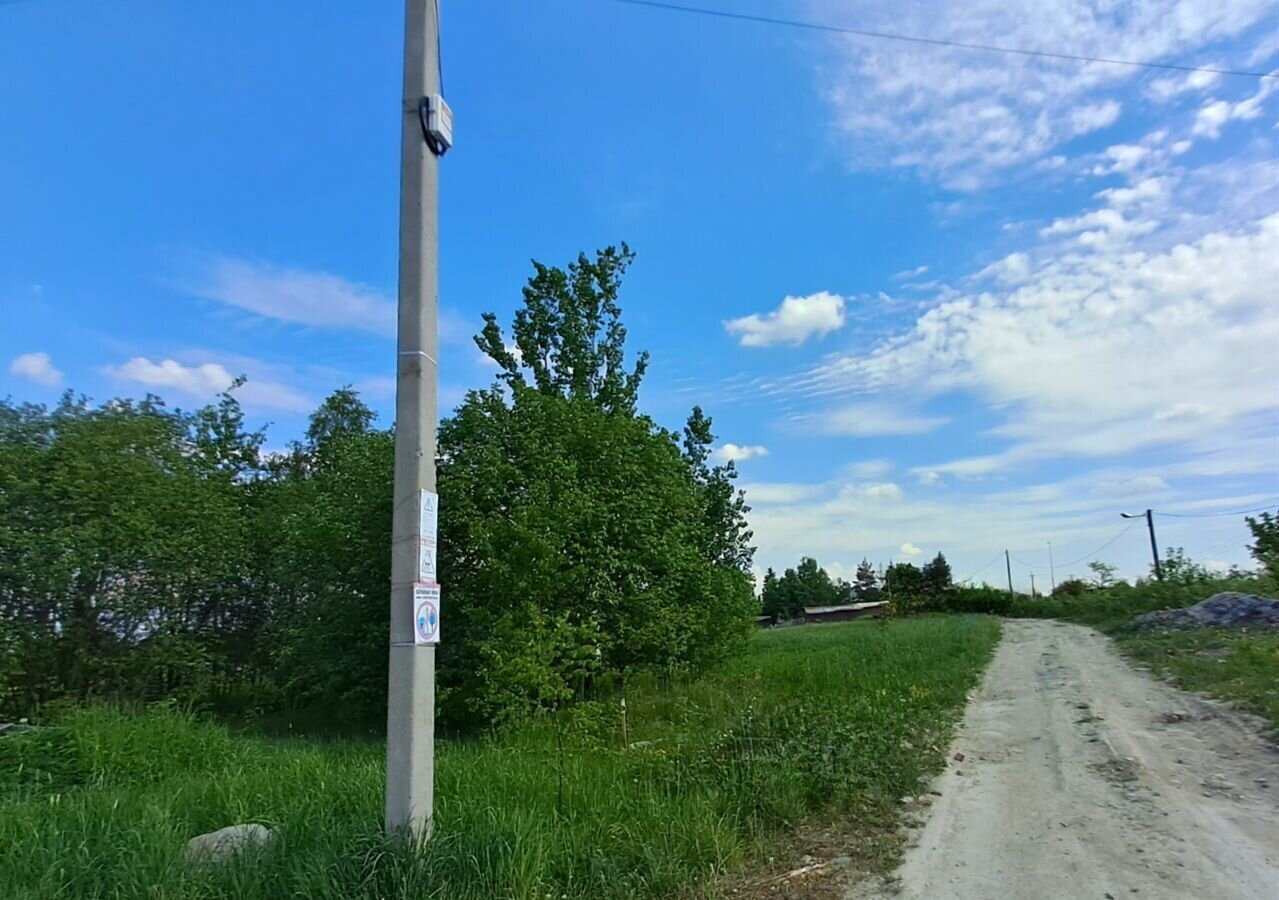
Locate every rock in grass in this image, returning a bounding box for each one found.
[1132,592,1279,631]
[0,722,40,737]
[185,824,273,864]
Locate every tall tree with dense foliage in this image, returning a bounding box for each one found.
[437,246,757,724]
[0,391,264,712]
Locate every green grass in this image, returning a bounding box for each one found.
[1118,629,1279,732]
[0,616,999,900]
[1011,575,1279,732]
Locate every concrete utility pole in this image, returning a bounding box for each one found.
[387,0,448,838]
[1047,541,1056,594]
[1005,549,1014,599]
[1121,509,1162,581]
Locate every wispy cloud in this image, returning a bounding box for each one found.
[817,0,1275,187]
[189,256,396,336]
[796,402,950,437]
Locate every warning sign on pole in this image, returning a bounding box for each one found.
[418,490,439,543]
[413,583,440,645]
[418,544,437,581]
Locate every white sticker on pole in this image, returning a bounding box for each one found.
[418,544,437,581]
[413,583,441,645]
[418,490,439,543]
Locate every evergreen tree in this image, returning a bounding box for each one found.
[854,558,881,602]
[922,552,954,606]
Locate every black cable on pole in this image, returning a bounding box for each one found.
[599,0,1279,80]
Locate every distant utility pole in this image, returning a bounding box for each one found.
[1030,573,1037,598]
[1005,549,1014,599]
[1121,508,1162,581]
[1047,541,1056,594]
[387,0,451,838]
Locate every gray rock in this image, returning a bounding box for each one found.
[0,722,40,737]
[1132,592,1279,631]
[185,824,273,864]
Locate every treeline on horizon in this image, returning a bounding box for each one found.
[0,247,758,730]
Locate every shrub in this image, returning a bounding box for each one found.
[945,585,1012,616]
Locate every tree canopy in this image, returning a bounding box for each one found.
[0,247,758,729]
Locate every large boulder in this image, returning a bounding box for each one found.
[185,824,274,864]
[1132,592,1279,630]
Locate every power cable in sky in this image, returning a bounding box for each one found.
[1012,522,1139,572]
[600,0,1278,81]
[958,552,1004,585]
[1155,502,1279,519]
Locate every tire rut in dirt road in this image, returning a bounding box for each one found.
[849,619,1279,900]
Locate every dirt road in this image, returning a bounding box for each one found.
[852,619,1279,900]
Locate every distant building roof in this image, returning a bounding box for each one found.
[803,601,887,616]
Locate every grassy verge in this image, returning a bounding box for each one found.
[1010,576,1279,732]
[1118,629,1279,731]
[0,616,999,900]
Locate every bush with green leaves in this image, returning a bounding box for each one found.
[0,247,756,730]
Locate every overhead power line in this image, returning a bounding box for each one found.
[1155,502,1279,519]
[601,0,1278,80]
[1012,522,1138,572]
[959,552,1004,585]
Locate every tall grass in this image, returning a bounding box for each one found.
[0,616,999,899]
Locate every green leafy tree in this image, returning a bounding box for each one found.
[885,562,926,615]
[1087,560,1118,588]
[1157,547,1212,585]
[0,390,262,714]
[1245,512,1279,578]
[437,247,756,724]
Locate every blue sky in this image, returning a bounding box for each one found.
[3,0,1277,588]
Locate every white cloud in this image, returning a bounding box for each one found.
[787,213,1279,473]
[894,265,929,280]
[1070,99,1122,134]
[975,252,1032,284]
[191,257,396,336]
[849,459,894,479]
[105,356,313,412]
[1147,67,1222,102]
[9,352,63,386]
[713,443,769,463]
[1092,475,1171,496]
[1091,143,1150,176]
[1095,176,1168,208]
[801,402,950,437]
[817,0,1274,186]
[725,291,846,347]
[916,470,942,486]
[863,482,904,501]
[1040,207,1158,248]
[1192,78,1279,139]
[899,542,923,558]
